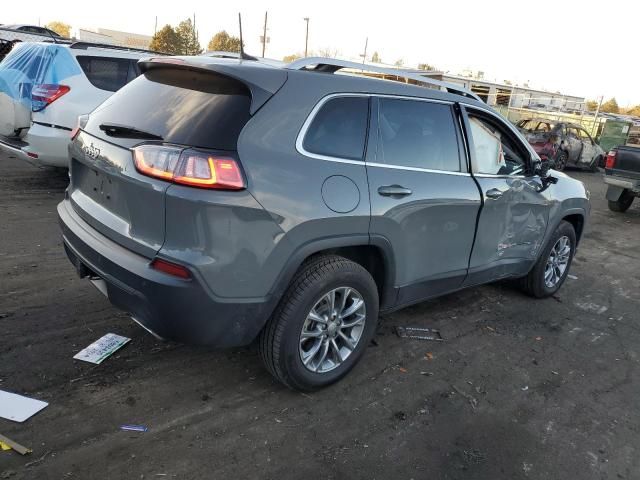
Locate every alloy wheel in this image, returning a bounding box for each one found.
[299,287,366,373]
[544,236,571,288]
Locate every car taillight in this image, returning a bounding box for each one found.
[150,258,191,279]
[31,84,70,112]
[605,150,617,169]
[133,145,245,190]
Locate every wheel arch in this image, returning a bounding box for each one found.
[268,235,397,313]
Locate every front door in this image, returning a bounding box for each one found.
[462,106,550,286]
[367,97,481,306]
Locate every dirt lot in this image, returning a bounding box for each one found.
[1,151,639,480]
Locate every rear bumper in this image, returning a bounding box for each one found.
[23,123,71,167]
[57,198,273,347]
[604,175,640,193]
[0,124,70,167]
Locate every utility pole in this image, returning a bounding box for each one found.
[262,11,268,57]
[591,95,604,137]
[360,37,368,64]
[303,17,309,57]
[154,16,157,35]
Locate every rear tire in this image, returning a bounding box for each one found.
[520,221,576,298]
[259,255,379,391]
[608,190,634,213]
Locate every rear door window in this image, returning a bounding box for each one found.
[377,98,461,171]
[76,56,138,92]
[302,96,369,160]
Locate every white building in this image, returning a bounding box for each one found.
[423,72,585,113]
[77,28,152,49]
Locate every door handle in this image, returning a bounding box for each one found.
[378,185,412,197]
[485,188,504,199]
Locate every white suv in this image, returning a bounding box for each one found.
[0,41,154,167]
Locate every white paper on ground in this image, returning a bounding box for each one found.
[73,333,131,365]
[0,390,48,423]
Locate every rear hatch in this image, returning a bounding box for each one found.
[0,43,81,137]
[69,59,287,258]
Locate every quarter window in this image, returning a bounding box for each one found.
[377,98,460,171]
[468,114,527,175]
[76,56,139,92]
[303,96,369,161]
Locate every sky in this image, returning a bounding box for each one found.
[3,0,639,105]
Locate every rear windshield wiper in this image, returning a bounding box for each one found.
[99,123,164,141]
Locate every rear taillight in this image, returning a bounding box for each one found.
[133,145,245,190]
[31,84,70,112]
[605,150,617,169]
[150,258,191,279]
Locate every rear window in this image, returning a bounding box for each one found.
[76,56,138,92]
[85,68,252,151]
[303,96,369,160]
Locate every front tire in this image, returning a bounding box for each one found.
[608,190,634,212]
[259,255,379,391]
[520,221,576,298]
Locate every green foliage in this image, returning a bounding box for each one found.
[176,18,203,55]
[149,25,181,54]
[371,51,381,63]
[207,31,242,53]
[45,21,71,37]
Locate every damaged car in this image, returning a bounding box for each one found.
[516,118,604,172]
[58,56,590,391]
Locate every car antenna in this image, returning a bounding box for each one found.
[237,13,258,61]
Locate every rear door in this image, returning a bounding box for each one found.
[566,127,583,162]
[367,96,481,305]
[461,106,550,285]
[69,67,256,258]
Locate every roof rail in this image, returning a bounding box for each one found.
[285,57,482,102]
[69,42,165,55]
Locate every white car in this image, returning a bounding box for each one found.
[0,41,153,167]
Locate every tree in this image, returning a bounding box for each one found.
[394,58,404,67]
[624,105,640,117]
[207,31,242,53]
[149,25,181,54]
[417,63,436,71]
[317,47,339,58]
[283,53,302,63]
[176,18,202,55]
[585,99,599,111]
[371,51,381,63]
[45,21,71,38]
[601,97,619,114]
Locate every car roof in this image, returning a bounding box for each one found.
[152,55,485,107]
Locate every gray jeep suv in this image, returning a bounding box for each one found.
[58,56,590,390]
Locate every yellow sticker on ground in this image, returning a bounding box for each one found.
[0,441,11,451]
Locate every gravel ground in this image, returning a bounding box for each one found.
[1,151,639,479]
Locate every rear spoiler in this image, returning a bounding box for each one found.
[139,57,287,115]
